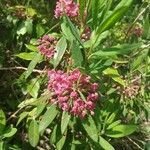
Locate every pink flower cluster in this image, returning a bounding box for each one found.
[37,35,57,59]
[54,0,79,18]
[47,69,99,118]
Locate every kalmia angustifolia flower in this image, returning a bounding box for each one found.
[37,35,57,59]
[47,69,99,118]
[54,0,79,18]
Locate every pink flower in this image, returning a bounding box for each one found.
[47,69,99,118]
[54,0,79,18]
[37,35,57,59]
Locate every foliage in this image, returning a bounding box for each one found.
[0,0,150,149]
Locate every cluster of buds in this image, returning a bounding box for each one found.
[37,35,57,59]
[123,76,141,99]
[81,27,91,42]
[54,0,79,18]
[47,69,99,118]
[133,26,143,37]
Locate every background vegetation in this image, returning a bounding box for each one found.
[0,0,150,149]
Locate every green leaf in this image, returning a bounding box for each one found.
[92,0,99,28]
[71,40,83,67]
[17,22,27,35]
[61,111,71,135]
[79,0,86,21]
[90,43,141,58]
[36,24,45,37]
[53,36,67,68]
[106,112,117,124]
[96,0,133,34]
[17,112,28,126]
[28,120,39,147]
[106,124,138,138]
[27,78,40,98]
[61,17,74,41]
[23,53,42,79]
[82,115,98,142]
[99,136,115,150]
[25,44,38,51]
[0,109,6,134]
[107,120,121,130]
[56,133,67,150]
[103,67,125,86]
[16,52,36,61]
[3,126,17,138]
[25,19,33,34]
[50,124,58,144]
[65,16,83,48]
[18,98,37,108]
[39,104,58,132]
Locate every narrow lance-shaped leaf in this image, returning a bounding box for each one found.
[106,124,138,138]
[39,104,58,132]
[28,120,39,147]
[56,132,67,150]
[99,136,115,150]
[82,115,98,142]
[0,109,6,134]
[71,40,83,67]
[53,36,67,68]
[92,0,99,28]
[23,53,42,79]
[61,111,71,134]
[65,16,84,48]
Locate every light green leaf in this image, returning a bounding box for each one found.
[0,109,6,134]
[99,136,115,150]
[23,53,42,79]
[53,36,67,68]
[17,22,27,35]
[39,105,58,132]
[17,112,28,126]
[107,120,121,130]
[106,124,138,138]
[27,78,40,98]
[25,44,38,51]
[103,67,125,86]
[61,111,71,135]
[16,52,36,60]
[28,120,39,147]
[3,126,17,138]
[50,124,58,144]
[82,115,98,142]
[18,98,37,108]
[56,133,67,150]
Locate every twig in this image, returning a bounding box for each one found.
[0,66,46,74]
[127,137,143,150]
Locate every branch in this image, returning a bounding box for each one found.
[0,66,46,74]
